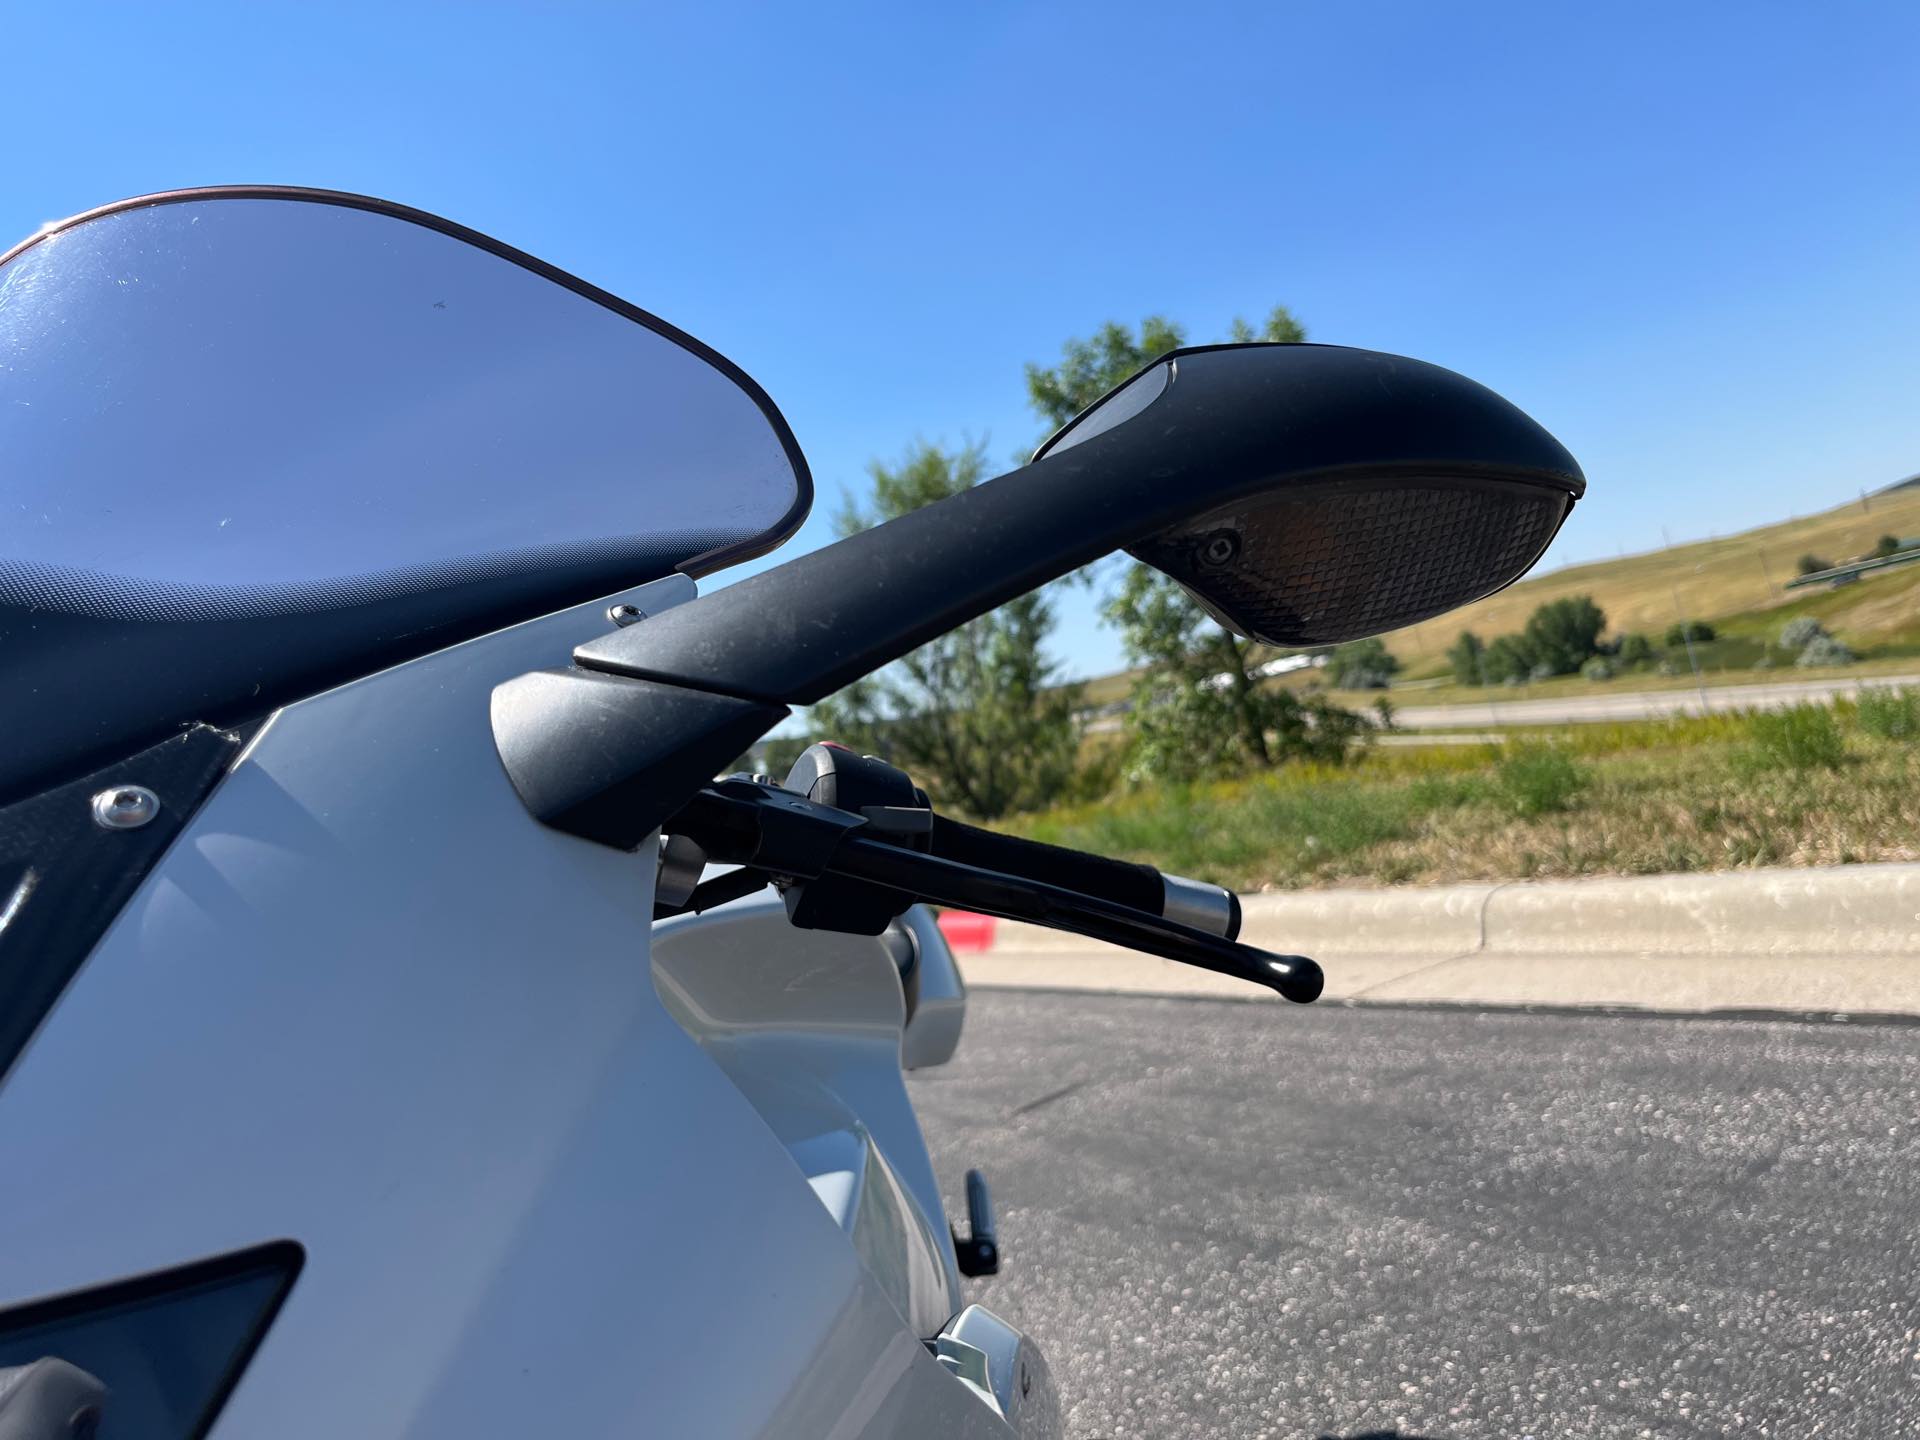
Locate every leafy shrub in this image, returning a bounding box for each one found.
[1370,696,1397,731]
[1121,682,1368,784]
[1060,737,1126,804]
[1745,704,1845,770]
[1615,633,1657,665]
[1664,620,1715,646]
[1496,744,1584,817]
[1482,634,1536,684]
[1580,656,1614,681]
[1447,630,1487,685]
[1796,634,1856,667]
[1871,534,1903,560]
[1857,686,1920,740]
[1326,637,1400,690]
[1522,595,1607,675]
[1295,694,1375,759]
[1797,553,1834,576]
[1779,615,1828,650]
[1528,661,1557,682]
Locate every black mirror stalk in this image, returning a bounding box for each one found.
[573,343,1581,706]
[493,343,1583,847]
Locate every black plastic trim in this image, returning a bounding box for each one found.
[0,1239,303,1440]
[1,186,813,579]
[0,723,250,1085]
[490,668,787,848]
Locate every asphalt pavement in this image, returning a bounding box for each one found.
[911,990,1920,1439]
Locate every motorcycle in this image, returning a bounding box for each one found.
[0,188,1583,1439]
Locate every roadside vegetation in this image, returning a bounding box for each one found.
[1008,692,1920,890]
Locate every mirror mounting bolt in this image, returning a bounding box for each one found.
[1198,530,1241,568]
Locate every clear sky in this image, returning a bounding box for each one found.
[9,2,1916,677]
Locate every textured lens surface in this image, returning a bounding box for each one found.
[1131,482,1569,645]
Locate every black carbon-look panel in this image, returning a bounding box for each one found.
[0,724,247,1082]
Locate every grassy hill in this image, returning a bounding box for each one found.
[1077,487,1920,704]
[1378,488,1920,678]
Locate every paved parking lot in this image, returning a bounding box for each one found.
[911,991,1920,1439]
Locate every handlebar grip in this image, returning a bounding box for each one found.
[927,816,1241,940]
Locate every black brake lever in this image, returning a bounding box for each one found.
[659,780,1322,1004]
[824,832,1322,1004]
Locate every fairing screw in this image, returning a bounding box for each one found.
[606,603,646,627]
[91,785,160,831]
[1197,530,1241,568]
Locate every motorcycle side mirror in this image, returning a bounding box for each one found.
[1033,345,1581,648]
[494,342,1585,847]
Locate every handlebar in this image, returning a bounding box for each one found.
[655,771,1320,1004]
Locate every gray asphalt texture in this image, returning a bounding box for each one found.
[910,991,1920,1440]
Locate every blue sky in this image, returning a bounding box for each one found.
[9,2,1916,677]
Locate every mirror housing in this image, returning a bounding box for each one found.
[1045,344,1579,646]
[495,342,1584,847]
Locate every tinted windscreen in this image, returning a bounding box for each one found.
[0,196,804,618]
[0,191,809,797]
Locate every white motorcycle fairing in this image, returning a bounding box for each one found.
[0,574,1050,1438]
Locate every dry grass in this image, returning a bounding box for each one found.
[1377,489,1920,676]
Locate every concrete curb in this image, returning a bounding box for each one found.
[958,862,1920,1017]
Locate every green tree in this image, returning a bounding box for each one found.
[1326,637,1400,690]
[806,439,1080,819]
[1482,633,1537,684]
[1663,619,1715,646]
[1615,632,1657,666]
[1102,561,1363,779]
[1447,630,1488,685]
[1521,595,1607,676]
[1797,552,1833,576]
[1026,306,1344,777]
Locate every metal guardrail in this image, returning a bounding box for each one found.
[1783,546,1920,590]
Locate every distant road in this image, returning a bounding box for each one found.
[1079,672,1920,734]
[1391,671,1920,729]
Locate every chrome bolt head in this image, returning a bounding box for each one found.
[91,784,160,830]
[606,603,646,627]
